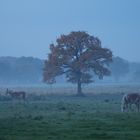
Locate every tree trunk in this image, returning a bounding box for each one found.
[76,80,84,96]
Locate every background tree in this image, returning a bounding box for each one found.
[110,57,129,82]
[0,56,43,85]
[132,69,140,82]
[43,31,112,96]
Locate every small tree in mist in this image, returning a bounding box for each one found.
[133,69,140,82]
[43,31,112,96]
[110,57,129,82]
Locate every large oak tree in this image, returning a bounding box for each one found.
[43,31,112,96]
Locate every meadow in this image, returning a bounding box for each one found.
[0,84,140,140]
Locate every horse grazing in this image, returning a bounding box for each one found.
[6,88,26,100]
[121,93,140,112]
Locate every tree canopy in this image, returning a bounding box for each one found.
[43,31,113,95]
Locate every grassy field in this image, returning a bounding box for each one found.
[0,84,140,140]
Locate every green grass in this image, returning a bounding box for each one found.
[0,95,140,140]
[0,93,140,140]
[0,112,140,140]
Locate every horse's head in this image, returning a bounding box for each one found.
[121,96,127,112]
[121,104,127,112]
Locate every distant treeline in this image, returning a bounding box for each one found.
[0,56,43,85]
[105,57,140,83]
[0,56,139,85]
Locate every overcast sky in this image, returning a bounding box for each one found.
[0,0,140,62]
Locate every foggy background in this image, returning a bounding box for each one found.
[0,0,140,85]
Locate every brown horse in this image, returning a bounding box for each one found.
[121,93,140,112]
[6,88,26,100]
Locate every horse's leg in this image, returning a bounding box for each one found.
[129,103,133,112]
[125,103,128,112]
[137,103,140,112]
[121,102,124,112]
[126,103,129,112]
[135,103,137,112]
[122,102,128,112]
